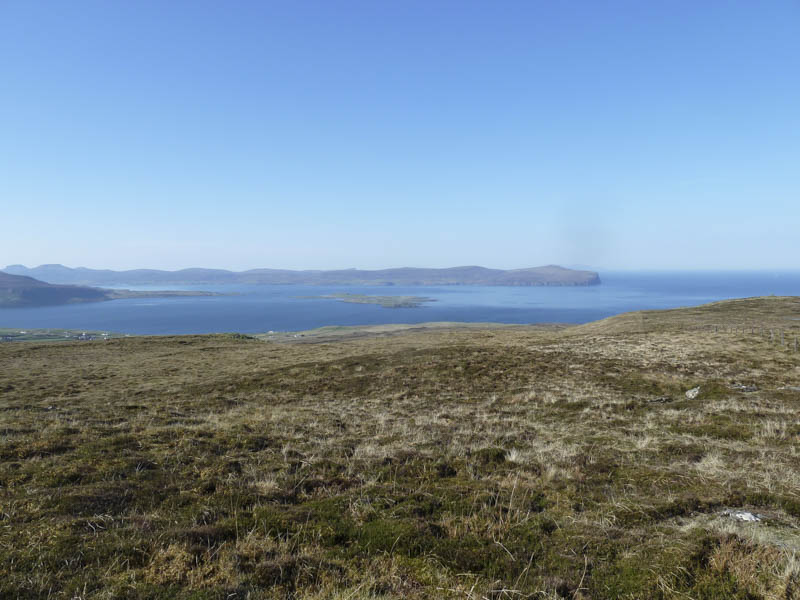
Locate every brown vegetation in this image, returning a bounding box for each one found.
[1,297,800,598]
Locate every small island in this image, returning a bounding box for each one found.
[103,289,224,300]
[307,293,436,308]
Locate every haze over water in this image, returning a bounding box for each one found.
[3,271,800,335]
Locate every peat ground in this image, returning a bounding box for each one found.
[1,297,800,598]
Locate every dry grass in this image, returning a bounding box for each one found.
[1,297,800,598]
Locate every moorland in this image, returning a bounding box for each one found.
[1,297,800,599]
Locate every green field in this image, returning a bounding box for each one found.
[1,297,800,598]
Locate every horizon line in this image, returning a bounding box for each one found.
[5,263,800,274]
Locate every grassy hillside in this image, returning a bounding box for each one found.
[566,296,800,335]
[1,298,800,598]
[0,271,108,307]
[0,271,220,308]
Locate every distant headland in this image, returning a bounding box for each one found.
[3,264,601,287]
[0,272,220,309]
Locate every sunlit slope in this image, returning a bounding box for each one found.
[1,297,800,598]
[566,296,800,335]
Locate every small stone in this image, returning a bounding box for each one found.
[685,387,701,400]
[648,396,672,404]
[731,383,758,393]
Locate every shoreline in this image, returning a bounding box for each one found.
[2,296,798,342]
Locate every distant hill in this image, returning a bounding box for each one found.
[0,272,220,308]
[0,272,108,307]
[3,264,601,287]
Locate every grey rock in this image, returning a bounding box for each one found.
[648,396,672,404]
[722,510,761,522]
[731,383,758,393]
[685,387,701,400]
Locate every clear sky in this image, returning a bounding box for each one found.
[1,1,798,271]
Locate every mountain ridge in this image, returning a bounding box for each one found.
[3,264,601,287]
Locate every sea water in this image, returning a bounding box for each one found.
[2,271,800,335]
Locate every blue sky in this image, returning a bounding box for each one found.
[1,1,798,271]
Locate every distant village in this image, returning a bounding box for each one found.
[0,330,116,342]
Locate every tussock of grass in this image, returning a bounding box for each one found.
[1,298,800,598]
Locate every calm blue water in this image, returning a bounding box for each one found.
[3,271,800,335]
